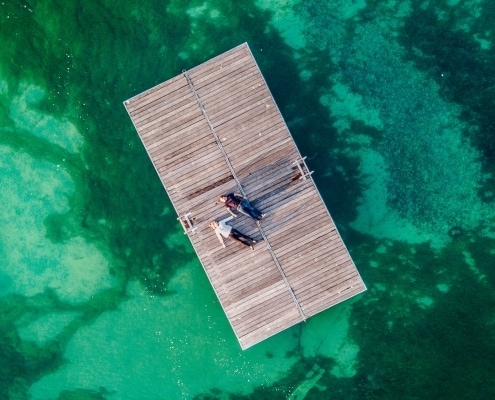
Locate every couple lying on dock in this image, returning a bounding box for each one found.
[209,193,265,250]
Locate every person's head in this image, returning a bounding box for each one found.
[209,221,219,229]
[219,195,227,203]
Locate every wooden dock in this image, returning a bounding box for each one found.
[124,43,366,350]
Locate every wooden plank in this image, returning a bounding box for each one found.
[133,92,197,128]
[279,239,345,272]
[208,240,271,268]
[175,181,238,217]
[221,116,286,147]
[214,102,279,133]
[152,135,216,170]
[171,172,234,206]
[236,160,296,196]
[196,66,261,101]
[138,102,201,138]
[131,85,195,125]
[230,141,293,173]
[234,145,299,177]
[246,177,300,206]
[165,162,229,193]
[126,74,188,113]
[261,191,322,233]
[160,141,222,175]
[207,246,278,278]
[269,221,334,253]
[140,114,204,148]
[225,274,286,307]
[204,87,270,120]
[270,211,335,247]
[231,298,296,332]
[248,177,313,211]
[168,172,233,206]
[235,296,299,336]
[147,123,210,155]
[149,123,212,155]
[212,101,273,129]
[199,75,264,110]
[269,219,336,252]
[224,279,288,313]
[296,263,359,298]
[124,42,366,350]
[268,219,335,255]
[222,123,287,154]
[160,143,225,180]
[142,116,207,150]
[209,95,272,127]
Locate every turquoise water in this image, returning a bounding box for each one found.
[1,0,494,398]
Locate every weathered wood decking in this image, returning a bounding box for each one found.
[124,43,366,350]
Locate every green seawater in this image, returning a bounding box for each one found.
[1,0,494,399]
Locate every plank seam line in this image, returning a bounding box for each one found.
[183,69,306,322]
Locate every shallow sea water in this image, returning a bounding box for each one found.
[1,0,494,399]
